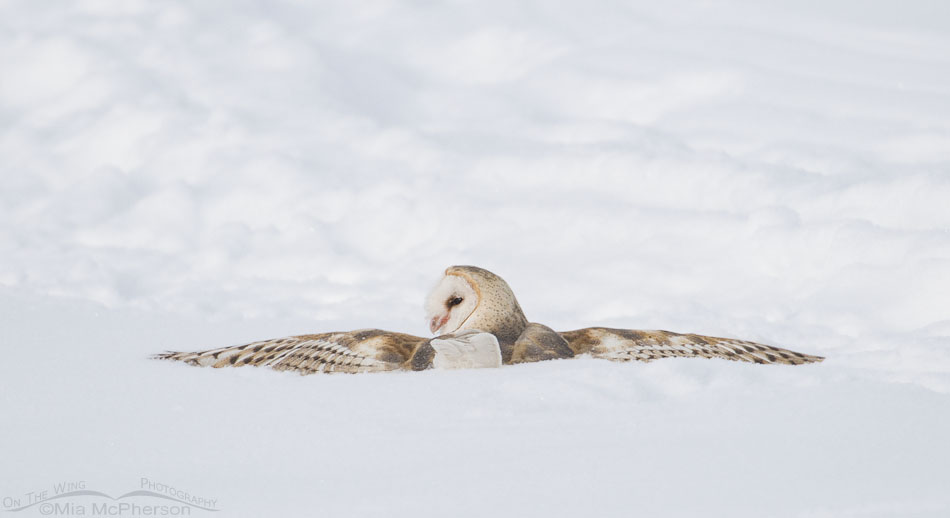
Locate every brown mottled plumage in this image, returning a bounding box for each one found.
[560,327,824,365]
[154,330,434,373]
[154,265,824,374]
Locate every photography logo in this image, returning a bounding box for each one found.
[2,478,218,516]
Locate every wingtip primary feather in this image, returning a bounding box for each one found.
[150,350,202,365]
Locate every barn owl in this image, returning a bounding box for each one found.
[154,265,823,374]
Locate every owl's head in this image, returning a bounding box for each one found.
[424,266,528,338]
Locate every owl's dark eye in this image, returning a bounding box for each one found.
[447,297,463,307]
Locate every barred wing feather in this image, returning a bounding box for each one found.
[560,327,823,365]
[153,329,432,374]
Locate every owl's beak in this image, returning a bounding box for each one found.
[430,313,450,334]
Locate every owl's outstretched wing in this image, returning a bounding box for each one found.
[559,327,823,365]
[153,329,435,374]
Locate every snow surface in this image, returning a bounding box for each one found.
[2,1,950,516]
